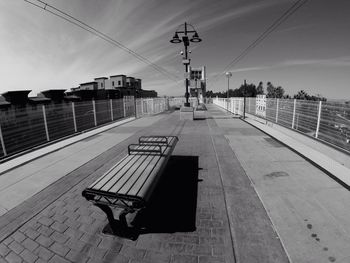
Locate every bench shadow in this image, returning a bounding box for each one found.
[133,155,199,234]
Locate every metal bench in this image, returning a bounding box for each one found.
[82,135,178,238]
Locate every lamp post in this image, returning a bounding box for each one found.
[170,22,202,107]
[225,72,232,111]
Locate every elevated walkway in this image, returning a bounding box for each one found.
[0,105,349,263]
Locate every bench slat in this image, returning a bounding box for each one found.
[99,154,149,192]
[90,145,153,190]
[117,154,160,195]
[108,154,154,193]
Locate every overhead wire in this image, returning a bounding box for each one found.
[23,0,180,82]
[209,0,309,88]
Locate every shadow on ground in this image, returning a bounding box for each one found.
[133,155,199,234]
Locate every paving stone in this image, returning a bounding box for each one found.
[199,255,225,263]
[12,232,26,243]
[37,225,54,237]
[183,244,212,256]
[5,251,23,263]
[65,249,89,263]
[34,246,54,261]
[103,252,129,263]
[48,255,70,263]
[198,219,223,228]
[36,235,54,247]
[97,237,122,252]
[50,232,69,244]
[63,227,84,240]
[38,217,54,227]
[64,218,81,230]
[49,242,70,257]
[120,245,146,260]
[8,241,25,255]
[50,222,68,233]
[2,237,14,246]
[65,238,88,252]
[20,249,38,263]
[23,228,40,240]
[79,233,101,246]
[199,236,224,245]
[172,254,199,263]
[52,214,68,224]
[144,251,171,263]
[86,247,108,260]
[77,215,94,225]
[0,243,10,257]
[22,238,39,252]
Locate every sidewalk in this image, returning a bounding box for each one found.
[1,105,349,263]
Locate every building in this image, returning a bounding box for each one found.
[110,75,126,89]
[94,77,109,90]
[79,82,98,91]
[189,66,206,103]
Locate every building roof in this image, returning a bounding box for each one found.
[80,81,97,85]
[126,76,135,80]
[28,97,51,104]
[94,77,108,80]
[110,74,126,78]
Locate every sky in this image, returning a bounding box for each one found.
[0,0,350,99]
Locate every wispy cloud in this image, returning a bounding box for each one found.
[281,57,350,67]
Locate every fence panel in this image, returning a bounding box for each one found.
[95,100,112,125]
[45,103,75,141]
[294,100,319,135]
[319,102,350,151]
[277,99,294,128]
[112,99,124,119]
[0,106,47,155]
[124,97,135,117]
[74,101,95,131]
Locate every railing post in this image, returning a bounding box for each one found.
[292,99,297,129]
[42,105,50,141]
[275,98,279,123]
[141,98,144,115]
[315,101,322,138]
[0,123,7,156]
[123,97,126,117]
[233,99,236,115]
[110,99,114,121]
[92,99,97,126]
[248,98,251,114]
[72,102,77,132]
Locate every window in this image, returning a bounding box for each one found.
[118,81,121,85]
[112,81,114,86]
[101,83,103,88]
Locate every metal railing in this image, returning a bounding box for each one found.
[214,97,350,152]
[0,97,169,159]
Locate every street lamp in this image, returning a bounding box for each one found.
[170,22,202,107]
[225,72,232,111]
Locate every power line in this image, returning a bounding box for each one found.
[24,0,180,82]
[210,0,309,87]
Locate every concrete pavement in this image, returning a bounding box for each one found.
[0,104,349,262]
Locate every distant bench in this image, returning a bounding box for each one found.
[82,135,178,237]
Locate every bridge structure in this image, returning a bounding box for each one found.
[0,102,350,263]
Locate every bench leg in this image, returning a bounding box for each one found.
[94,204,138,240]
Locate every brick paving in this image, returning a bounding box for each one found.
[0,108,288,263]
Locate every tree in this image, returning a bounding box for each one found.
[266,82,285,98]
[256,81,264,95]
[293,90,327,101]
